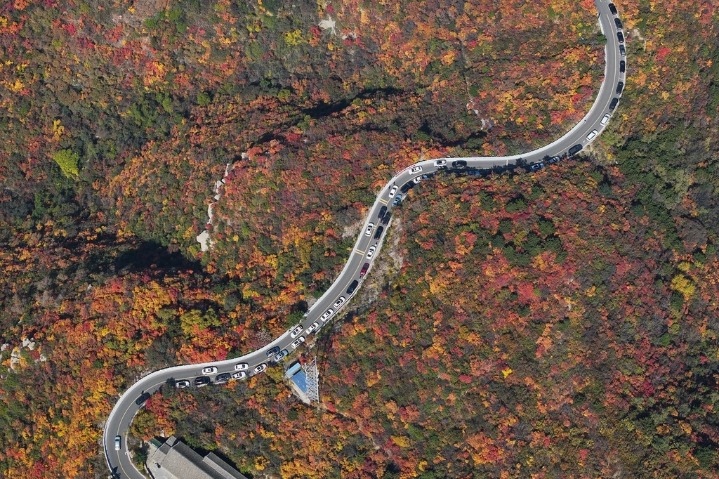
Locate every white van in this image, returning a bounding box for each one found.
[586,130,598,141]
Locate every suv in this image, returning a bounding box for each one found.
[614,18,622,29]
[586,130,598,141]
[620,60,625,73]
[451,160,467,168]
[608,3,617,14]
[378,206,387,220]
[619,44,626,56]
[616,81,624,94]
[360,262,370,277]
[601,113,611,125]
[381,211,391,225]
[617,31,624,43]
[215,373,231,384]
[266,346,280,358]
[135,392,151,406]
[346,280,359,294]
[568,144,583,156]
[374,226,384,240]
[195,376,211,387]
[609,97,619,111]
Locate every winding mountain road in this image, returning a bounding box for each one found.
[104,1,626,477]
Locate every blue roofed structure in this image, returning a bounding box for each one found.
[285,361,311,403]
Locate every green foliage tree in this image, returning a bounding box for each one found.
[52,149,79,178]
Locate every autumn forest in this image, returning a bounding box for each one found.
[1,0,718,478]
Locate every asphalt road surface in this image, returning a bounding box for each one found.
[104,1,626,477]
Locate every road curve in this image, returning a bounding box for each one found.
[104,1,626,477]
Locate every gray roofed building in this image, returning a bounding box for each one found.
[146,436,247,479]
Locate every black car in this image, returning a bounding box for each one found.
[374,225,384,240]
[135,392,151,406]
[400,182,413,194]
[608,3,617,14]
[529,162,545,172]
[617,31,624,43]
[614,17,622,29]
[194,376,211,387]
[451,160,467,169]
[378,206,387,220]
[346,279,359,294]
[568,144,583,156]
[609,97,619,111]
[616,81,624,94]
[214,373,231,384]
[620,60,625,73]
[619,44,626,56]
[266,346,280,358]
[546,156,560,164]
[381,211,391,225]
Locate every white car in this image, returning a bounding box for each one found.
[333,296,346,308]
[600,113,611,125]
[366,245,377,259]
[321,309,334,321]
[434,159,447,167]
[114,435,121,451]
[291,336,306,349]
[388,185,398,197]
[365,223,374,236]
[290,325,303,338]
[234,363,249,371]
[306,321,320,333]
[201,366,217,375]
[254,363,267,374]
[231,371,247,380]
[175,380,191,389]
[410,165,423,174]
[586,129,598,141]
[412,176,421,184]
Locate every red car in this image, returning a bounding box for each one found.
[360,263,369,277]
